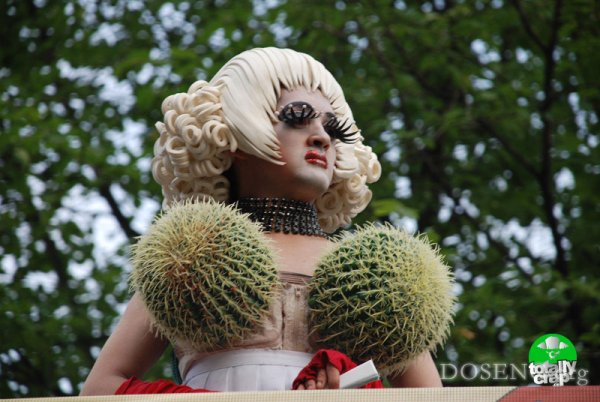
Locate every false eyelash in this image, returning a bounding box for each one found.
[276,101,359,144]
[324,117,359,144]
[277,102,320,125]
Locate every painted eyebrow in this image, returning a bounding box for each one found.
[279,101,312,112]
[278,101,335,115]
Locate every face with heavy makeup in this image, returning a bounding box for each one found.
[233,88,337,202]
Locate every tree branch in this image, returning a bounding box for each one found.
[419,150,537,285]
[97,183,140,240]
[509,0,548,53]
[359,1,452,102]
[538,0,568,279]
[522,0,582,339]
[475,117,541,180]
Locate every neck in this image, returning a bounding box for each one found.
[236,197,326,238]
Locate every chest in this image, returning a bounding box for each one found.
[269,236,334,276]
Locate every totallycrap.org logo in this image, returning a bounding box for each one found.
[439,332,589,385]
[529,333,577,386]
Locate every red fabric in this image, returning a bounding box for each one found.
[293,349,384,389]
[115,376,216,394]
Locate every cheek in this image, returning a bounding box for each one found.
[274,130,298,155]
[328,145,337,161]
[327,148,336,176]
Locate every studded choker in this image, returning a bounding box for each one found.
[236,198,326,238]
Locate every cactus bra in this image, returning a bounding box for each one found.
[236,197,327,237]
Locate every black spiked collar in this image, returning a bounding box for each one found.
[236,198,326,238]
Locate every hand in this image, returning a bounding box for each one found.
[296,363,340,390]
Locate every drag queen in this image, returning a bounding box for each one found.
[81,47,443,395]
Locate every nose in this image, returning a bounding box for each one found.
[307,122,331,150]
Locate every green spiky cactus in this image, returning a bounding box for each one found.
[308,224,455,376]
[130,201,279,351]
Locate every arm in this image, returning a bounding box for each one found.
[80,293,169,395]
[387,351,442,387]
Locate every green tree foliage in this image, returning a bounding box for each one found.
[1,0,598,396]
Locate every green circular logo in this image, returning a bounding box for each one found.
[529,333,576,364]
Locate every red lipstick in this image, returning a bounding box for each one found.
[305,150,328,168]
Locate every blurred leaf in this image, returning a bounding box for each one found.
[371,198,418,219]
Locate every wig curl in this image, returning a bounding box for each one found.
[153,47,381,232]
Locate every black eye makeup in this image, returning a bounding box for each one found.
[276,101,320,124]
[276,101,358,144]
[323,115,358,144]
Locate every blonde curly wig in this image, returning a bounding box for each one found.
[152,47,381,232]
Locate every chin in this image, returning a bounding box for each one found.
[274,163,332,200]
[291,177,331,200]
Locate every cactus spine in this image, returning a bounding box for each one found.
[130,201,278,351]
[309,224,455,376]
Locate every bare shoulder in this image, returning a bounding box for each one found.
[387,351,443,388]
[80,294,168,395]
